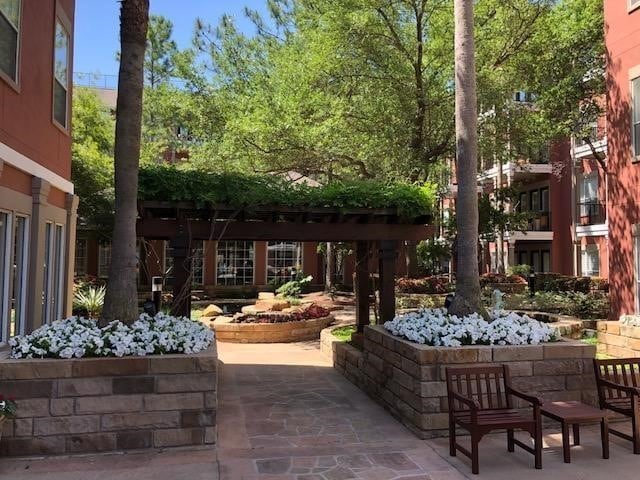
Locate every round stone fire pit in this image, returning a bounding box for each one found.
[213,315,335,343]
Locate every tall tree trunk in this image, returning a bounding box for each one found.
[449,0,484,317]
[325,242,335,292]
[496,152,505,274]
[102,0,150,324]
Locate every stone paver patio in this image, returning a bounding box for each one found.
[2,333,640,479]
[215,340,461,480]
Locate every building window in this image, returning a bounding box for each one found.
[42,223,66,324]
[98,242,111,278]
[0,0,20,84]
[633,76,640,158]
[216,241,254,286]
[75,238,87,276]
[0,212,10,343]
[630,0,640,12]
[542,251,551,273]
[9,215,28,337]
[53,20,70,128]
[267,242,303,284]
[581,245,600,277]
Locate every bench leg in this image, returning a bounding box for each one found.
[449,418,456,457]
[562,422,571,463]
[535,413,543,469]
[507,429,514,453]
[601,418,610,459]
[471,433,480,475]
[573,423,580,446]
[633,412,640,455]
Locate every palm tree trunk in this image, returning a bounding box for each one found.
[449,0,485,317]
[102,0,150,324]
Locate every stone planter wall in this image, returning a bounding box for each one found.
[214,315,334,343]
[597,321,640,358]
[0,345,217,456]
[323,325,596,439]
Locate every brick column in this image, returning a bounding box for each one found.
[64,194,79,318]
[26,178,51,332]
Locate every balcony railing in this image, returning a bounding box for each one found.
[578,202,606,226]
[526,211,552,231]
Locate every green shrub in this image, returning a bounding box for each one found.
[73,285,106,319]
[501,291,608,319]
[507,264,531,277]
[138,165,436,221]
[276,275,313,298]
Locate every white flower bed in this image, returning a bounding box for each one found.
[384,308,557,347]
[9,313,214,359]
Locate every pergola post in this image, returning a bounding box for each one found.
[355,241,370,333]
[169,224,192,318]
[378,240,398,323]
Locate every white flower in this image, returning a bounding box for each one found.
[383,308,557,347]
[10,314,215,359]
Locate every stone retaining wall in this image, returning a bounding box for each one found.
[322,325,596,439]
[597,321,640,358]
[0,345,217,456]
[215,315,334,343]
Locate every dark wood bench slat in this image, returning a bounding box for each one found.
[446,365,543,474]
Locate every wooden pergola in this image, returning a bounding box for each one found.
[137,201,433,331]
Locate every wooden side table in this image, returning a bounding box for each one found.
[541,400,609,463]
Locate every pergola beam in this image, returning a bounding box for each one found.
[138,218,432,242]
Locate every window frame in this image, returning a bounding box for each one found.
[51,8,71,133]
[632,75,640,162]
[0,0,21,91]
[630,0,640,14]
[266,241,304,284]
[581,244,600,277]
[0,210,12,345]
[215,241,255,286]
[74,237,88,277]
[98,242,111,279]
[9,214,29,338]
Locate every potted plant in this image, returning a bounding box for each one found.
[0,395,17,442]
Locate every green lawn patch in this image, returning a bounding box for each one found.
[332,325,356,342]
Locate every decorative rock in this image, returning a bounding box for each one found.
[254,299,291,312]
[202,304,224,317]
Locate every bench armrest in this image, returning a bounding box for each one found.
[597,378,640,396]
[506,386,543,406]
[450,391,481,411]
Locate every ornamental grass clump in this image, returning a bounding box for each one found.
[384,308,557,347]
[9,313,214,359]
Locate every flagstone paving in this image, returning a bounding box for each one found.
[215,340,464,480]
[3,327,640,479]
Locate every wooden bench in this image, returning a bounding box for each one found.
[446,365,543,474]
[593,358,640,454]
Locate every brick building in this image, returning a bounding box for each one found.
[605,0,640,318]
[0,0,77,341]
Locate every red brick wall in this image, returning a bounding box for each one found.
[0,0,74,181]
[550,140,574,275]
[605,0,640,318]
